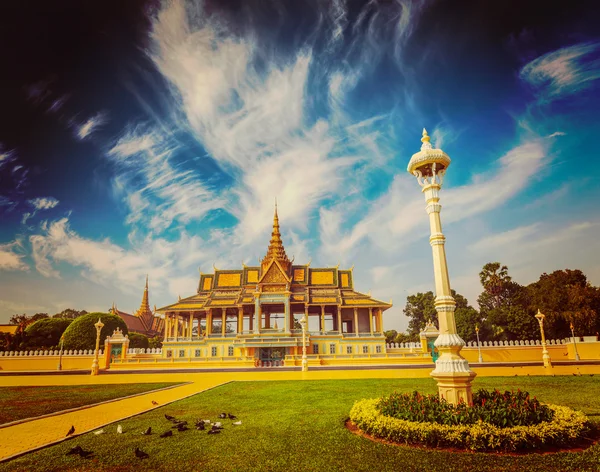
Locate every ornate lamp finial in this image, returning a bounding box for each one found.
[420,128,433,151]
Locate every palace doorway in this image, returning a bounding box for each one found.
[257,347,286,367]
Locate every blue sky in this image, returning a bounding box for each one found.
[1,0,599,332]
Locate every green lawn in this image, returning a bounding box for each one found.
[1,376,599,472]
[0,383,181,425]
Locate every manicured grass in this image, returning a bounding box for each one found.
[0,383,181,425]
[1,376,599,472]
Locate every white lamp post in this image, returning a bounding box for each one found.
[535,310,552,368]
[407,129,475,405]
[570,322,580,361]
[91,318,104,376]
[301,312,308,372]
[57,335,64,371]
[475,325,483,363]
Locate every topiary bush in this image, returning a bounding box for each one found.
[378,389,553,427]
[350,391,592,452]
[128,333,149,349]
[62,312,128,351]
[25,318,73,350]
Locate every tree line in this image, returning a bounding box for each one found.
[0,309,162,351]
[385,263,600,345]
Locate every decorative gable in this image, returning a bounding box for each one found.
[259,260,290,284]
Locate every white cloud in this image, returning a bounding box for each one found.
[520,41,600,100]
[28,197,59,211]
[0,241,28,271]
[77,112,107,140]
[471,223,541,252]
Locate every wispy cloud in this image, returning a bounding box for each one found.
[0,240,28,271]
[77,112,107,140]
[29,197,59,211]
[520,41,600,101]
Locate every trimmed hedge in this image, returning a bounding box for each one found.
[62,312,128,351]
[24,318,73,349]
[350,398,591,452]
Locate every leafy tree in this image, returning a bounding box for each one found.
[0,332,13,351]
[527,269,599,339]
[148,335,163,349]
[455,306,491,343]
[31,313,49,322]
[62,312,128,351]
[404,289,471,337]
[24,318,72,349]
[384,330,398,344]
[128,333,149,349]
[477,262,537,341]
[53,308,88,319]
[394,332,418,344]
[404,292,437,337]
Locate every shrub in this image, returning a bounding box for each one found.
[350,398,591,452]
[378,389,553,428]
[62,312,128,351]
[25,318,73,349]
[128,333,149,349]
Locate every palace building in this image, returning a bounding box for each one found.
[157,205,392,367]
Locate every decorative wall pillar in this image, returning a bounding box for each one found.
[164,314,170,340]
[337,306,342,333]
[238,307,243,334]
[353,308,359,335]
[207,309,212,336]
[222,309,226,336]
[320,305,326,333]
[369,307,374,335]
[189,312,194,338]
[284,298,290,333]
[174,314,179,341]
[254,297,261,334]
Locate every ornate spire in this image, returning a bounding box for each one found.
[261,203,291,274]
[135,275,152,328]
[421,128,433,150]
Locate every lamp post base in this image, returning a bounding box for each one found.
[431,334,476,405]
[91,359,99,376]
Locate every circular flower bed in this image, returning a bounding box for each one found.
[349,390,591,452]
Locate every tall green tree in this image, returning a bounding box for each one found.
[53,308,88,319]
[25,318,72,349]
[527,269,599,339]
[384,330,398,344]
[404,289,472,338]
[477,262,538,341]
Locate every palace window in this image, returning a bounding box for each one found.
[346,345,353,354]
[313,344,319,354]
[211,346,217,357]
[329,344,336,354]
[166,350,173,358]
[195,349,201,357]
[228,346,234,356]
[375,345,382,354]
[179,349,185,358]
[362,345,369,354]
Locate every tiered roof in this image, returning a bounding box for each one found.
[157,205,392,313]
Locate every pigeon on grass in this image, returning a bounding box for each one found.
[93,429,104,435]
[135,447,149,459]
[142,427,152,435]
[164,414,176,421]
[117,425,123,434]
[160,430,173,438]
[233,421,242,426]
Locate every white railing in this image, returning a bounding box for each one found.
[0,349,104,357]
[126,348,163,355]
[463,339,570,347]
[385,342,424,349]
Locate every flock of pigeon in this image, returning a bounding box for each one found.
[64,407,241,460]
